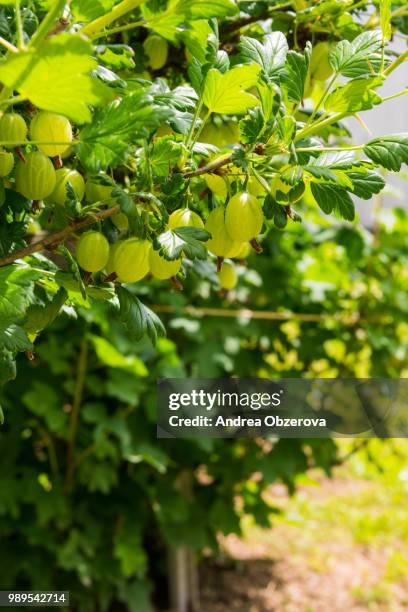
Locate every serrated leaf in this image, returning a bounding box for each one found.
[363,134,408,171]
[239,32,288,78]
[281,44,311,103]
[239,107,264,145]
[144,138,182,177]
[325,77,382,113]
[311,151,358,168]
[0,324,32,352]
[281,166,303,185]
[0,265,41,324]
[24,288,68,335]
[77,92,170,172]
[329,30,383,78]
[311,183,355,221]
[0,35,113,123]
[155,227,210,261]
[58,246,87,300]
[202,65,260,114]
[117,287,166,346]
[344,170,385,199]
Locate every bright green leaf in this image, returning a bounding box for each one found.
[0,35,112,123]
[364,133,408,171]
[202,65,261,114]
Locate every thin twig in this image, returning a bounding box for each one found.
[183,155,233,178]
[151,304,361,324]
[65,340,88,494]
[0,204,120,268]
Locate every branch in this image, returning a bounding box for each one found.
[182,155,233,178]
[0,204,120,268]
[151,304,361,324]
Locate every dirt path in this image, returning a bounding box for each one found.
[199,475,408,611]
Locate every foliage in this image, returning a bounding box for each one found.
[1,206,408,608]
[0,0,407,608]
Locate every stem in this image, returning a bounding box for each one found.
[65,340,88,494]
[81,0,144,38]
[296,111,347,140]
[0,204,120,268]
[183,154,233,178]
[185,98,204,150]
[296,144,363,152]
[383,49,408,76]
[29,0,67,48]
[152,304,361,324]
[15,0,24,49]
[0,94,27,108]
[308,72,338,124]
[0,36,18,53]
[191,110,211,149]
[381,88,408,103]
[90,20,145,40]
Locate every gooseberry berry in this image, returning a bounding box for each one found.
[114,238,150,283]
[149,247,181,280]
[15,151,56,200]
[76,231,110,273]
[225,192,264,242]
[30,111,73,157]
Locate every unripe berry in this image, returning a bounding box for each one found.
[143,35,168,70]
[111,212,129,231]
[205,207,241,258]
[30,111,73,157]
[0,148,14,177]
[168,208,204,229]
[76,231,110,273]
[225,192,264,242]
[114,238,150,283]
[205,174,228,198]
[218,262,237,290]
[85,178,115,203]
[149,247,181,280]
[15,151,56,200]
[0,113,27,148]
[48,168,85,205]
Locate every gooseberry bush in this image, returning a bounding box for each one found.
[0,0,407,608]
[0,0,407,394]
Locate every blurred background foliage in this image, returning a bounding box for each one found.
[1,205,407,610]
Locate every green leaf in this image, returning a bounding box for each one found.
[380,0,392,40]
[0,265,41,324]
[239,107,265,145]
[0,221,27,258]
[0,35,113,123]
[329,31,383,78]
[202,65,260,114]
[0,324,32,352]
[239,32,288,78]
[0,351,16,385]
[24,288,68,335]
[90,335,148,377]
[311,183,355,221]
[71,0,116,21]
[77,92,170,172]
[345,170,385,199]
[155,227,210,261]
[144,138,182,177]
[189,0,238,19]
[281,44,311,103]
[324,77,382,113]
[363,134,408,171]
[117,287,166,346]
[114,520,147,578]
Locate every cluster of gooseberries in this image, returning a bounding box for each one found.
[0,87,273,294]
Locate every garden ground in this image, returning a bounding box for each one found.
[200,441,408,612]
